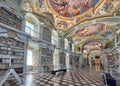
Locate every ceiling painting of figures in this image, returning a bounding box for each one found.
[49,0,99,18]
[75,23,105,37]
[38,0,42,8]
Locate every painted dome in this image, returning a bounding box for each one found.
[49,0,99,18]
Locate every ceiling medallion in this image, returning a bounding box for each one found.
[47,0,100,18]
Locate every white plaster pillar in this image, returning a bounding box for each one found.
[115,35,117,47]
[53,49,60,71]
[66,53,70,72]
[23,43,28,73]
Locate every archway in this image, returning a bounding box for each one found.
[88,49,103,71]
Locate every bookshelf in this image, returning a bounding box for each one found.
[69,43,72,51]
[0,6,22,31]
[70,54,74,67]
[60,52,66,69]
[0,36,24,75]
[42,27,52,42]
[59,39,64,49]
[41,48,53,72]
[107,50,119,72]
[73,55,79,68]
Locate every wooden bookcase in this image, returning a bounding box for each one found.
[73,54,79,68]
[60,52,66,69]
[0,36,24,75]
[41,48,53,72]
[0,6,22,31]
[42,27,52,42]
[107,50,119,71]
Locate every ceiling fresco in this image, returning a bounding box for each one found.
[23,0,120,33]
[38,0,42,8]
[83,41,102,50]
[82,41,103,57]
[22,0,120,50]
[85,41,102,46]
[75,23,105,37]
[49,0,99,18]
[72,23,105,42]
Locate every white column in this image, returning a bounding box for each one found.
[66,53,70,72]
[53,49,60,71]
[23,43,28,73]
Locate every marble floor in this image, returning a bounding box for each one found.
[2,69,104,86]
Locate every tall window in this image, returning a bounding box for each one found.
[52,30,58,46]
[27,50,33,66]
[64,38,68,49]
[25,21,34,36]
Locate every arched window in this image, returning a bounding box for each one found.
[25,13,41,38]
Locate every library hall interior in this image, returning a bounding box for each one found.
[0,0,120,86]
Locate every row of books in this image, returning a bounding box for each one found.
[0,7,22,30]
[0,64,23,69]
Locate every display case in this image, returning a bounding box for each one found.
[41,48,53,72]
[0,6,22,31]
[0,36,24,75]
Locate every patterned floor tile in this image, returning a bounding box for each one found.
[2,69,104,86]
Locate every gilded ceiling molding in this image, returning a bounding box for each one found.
[23,0,120,32]
[64,3,120,37]
[45,0,106,31]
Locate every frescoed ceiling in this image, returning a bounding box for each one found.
[74,23,105,38]
[22,0,120,32]
[49,0,99,18]
[82,41,102,57]
[22,0,120,51]
[71,22,108,43]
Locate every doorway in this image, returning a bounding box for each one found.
[95,56,100,71]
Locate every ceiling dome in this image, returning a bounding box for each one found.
[48,0,99,18]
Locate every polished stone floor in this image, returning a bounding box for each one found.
[2,68,104,86]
